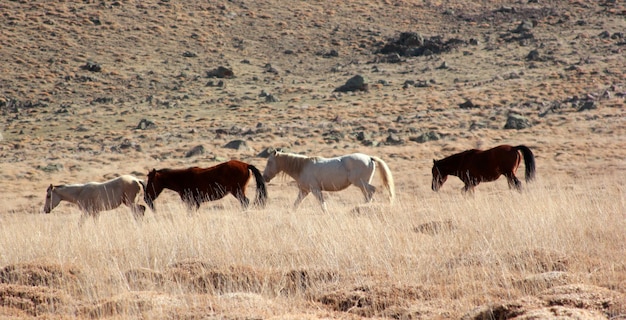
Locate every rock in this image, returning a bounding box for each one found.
[81,61,101,72]
[410,131,441,143]
[265,94,279,102]
[513,20,534,33]
[577,101,597,112]
[504,114,532,129]
[526,49,541,61]
[385,133,403,145]
[37,163,64,172]
[136,119,156,130]
[378,32,467,57]
[334,75,368,92]
[436,61,449,69]
[224,140,249,151]
[206,66,234,78]
[185,145,205,158]
[459,100,479,109]
[355,131,371,141]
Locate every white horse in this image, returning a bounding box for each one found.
[262,150,395,212]
[43,175,146,224]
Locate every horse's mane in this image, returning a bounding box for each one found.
[276,152,313,176]
[436,149,478,171]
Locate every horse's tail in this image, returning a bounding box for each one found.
[371,156,396,203]
[248,164,268,208]
[134,179,147,203]
[514,145,536,182]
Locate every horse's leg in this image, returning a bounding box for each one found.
[311,189,328,213]
[233,189,250,210]
[130,204,146,221]
[462,183,476,194]
[505,173,522,191]
[358,183,376,203]
[293,189,310,210]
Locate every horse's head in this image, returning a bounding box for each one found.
[144,169,162,211]
[262,149,280,183]
[43,184,60,213]
[431,160,448,192]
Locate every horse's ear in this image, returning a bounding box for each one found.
[433,159,436,164]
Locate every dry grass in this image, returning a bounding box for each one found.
[1,171,624,318]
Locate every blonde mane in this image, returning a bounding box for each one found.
[276,152,314,177]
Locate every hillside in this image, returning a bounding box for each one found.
[0,0,625,319]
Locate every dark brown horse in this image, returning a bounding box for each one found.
[145,160,267,211]
[432,145,536,193]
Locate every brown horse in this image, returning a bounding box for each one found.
[144,160,267,211]
[432,145,536,193]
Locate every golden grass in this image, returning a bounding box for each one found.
[1,171,624,318]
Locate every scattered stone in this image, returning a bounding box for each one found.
[410,131,441,143]
[265,94,279,103]
[379,53,403,63]
[319,49,339,58]
[577,100,597,112]
[264,63,279,74]
[224,140,249,151]
[206,66,234,78]
[504,114,532,129]
[37,163,64,172]
[513,20,534,33]
[185,145,205,158]
[206,80,225,87]
[459,100,479,109]
[81,61,101,72]
[355,131,371,141]
[136,119,156,130]
[322,130,344,143]
[91,97,113,104]
[385,133,403,145]
[182,51,197,57]
[436,61,449,69]
[378,32,467,57]
[334,75,368,92]
[526,49,541,61]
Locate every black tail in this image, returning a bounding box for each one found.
[515,145,536,182]
[248,165,268,208]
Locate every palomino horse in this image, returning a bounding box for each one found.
[432,144,536,193]
[262,150,395,212]
[43,175,146,223]
[144,160,267,211]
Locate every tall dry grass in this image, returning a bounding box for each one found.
[0,171,624,318]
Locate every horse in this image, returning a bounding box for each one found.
[43,175,146,224]
[144,160,267,211]
[431,144,536,193]
[262,150,395,212]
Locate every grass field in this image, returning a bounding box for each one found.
[1,169,624,318]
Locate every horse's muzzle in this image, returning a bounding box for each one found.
[262,175,271,183]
